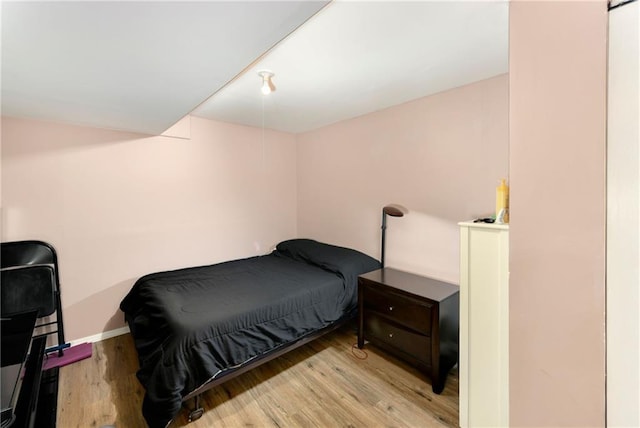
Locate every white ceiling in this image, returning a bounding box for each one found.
[1,1,508,136]
[194,1,509,133]
[1,1,328,135]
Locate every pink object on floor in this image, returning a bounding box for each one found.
[43,342,92,370]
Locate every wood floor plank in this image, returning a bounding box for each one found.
[57,324,458,427]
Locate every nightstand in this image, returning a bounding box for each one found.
[357,268,459,393]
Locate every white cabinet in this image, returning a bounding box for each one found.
[459,221,509,427]
[607,2,639,425]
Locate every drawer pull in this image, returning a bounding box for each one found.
[389,306,394,311]
[389,333,393,338]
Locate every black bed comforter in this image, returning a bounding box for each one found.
[120,239,380,427]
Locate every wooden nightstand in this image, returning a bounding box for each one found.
[357,268,459,393]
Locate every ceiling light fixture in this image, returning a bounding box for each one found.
[258,70,276,95]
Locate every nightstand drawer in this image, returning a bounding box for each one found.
[363,312,432,365]
[358,268,459,394]
[363,286,433,334]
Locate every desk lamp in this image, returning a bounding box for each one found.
[381,204,406,268]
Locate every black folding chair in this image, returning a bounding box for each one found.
[1,240,66,356]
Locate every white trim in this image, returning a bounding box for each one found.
[68,325,130,346]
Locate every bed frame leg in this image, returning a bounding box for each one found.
[187,395,204,422]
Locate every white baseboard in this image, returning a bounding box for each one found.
[68,325,130,346]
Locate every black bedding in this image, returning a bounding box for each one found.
[120,239,380,428]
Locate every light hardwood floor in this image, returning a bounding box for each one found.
[57,324,458,427]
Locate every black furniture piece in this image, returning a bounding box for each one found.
[1,241,63,428]
[1,311,47,428]
[358,267,460,393]
[1,241,66,355]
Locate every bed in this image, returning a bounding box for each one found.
[120,239,380,428]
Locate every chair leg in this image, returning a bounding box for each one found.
[55,290,66,356]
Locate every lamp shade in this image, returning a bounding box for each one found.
[383,205,404,217]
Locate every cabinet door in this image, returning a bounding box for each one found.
[459,223,509,428]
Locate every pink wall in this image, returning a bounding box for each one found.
[509,2,607,426]
[1,74,509,340]
[297,75,509,283]
[1,115,298,341]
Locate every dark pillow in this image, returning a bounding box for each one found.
[275,239,380,279]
